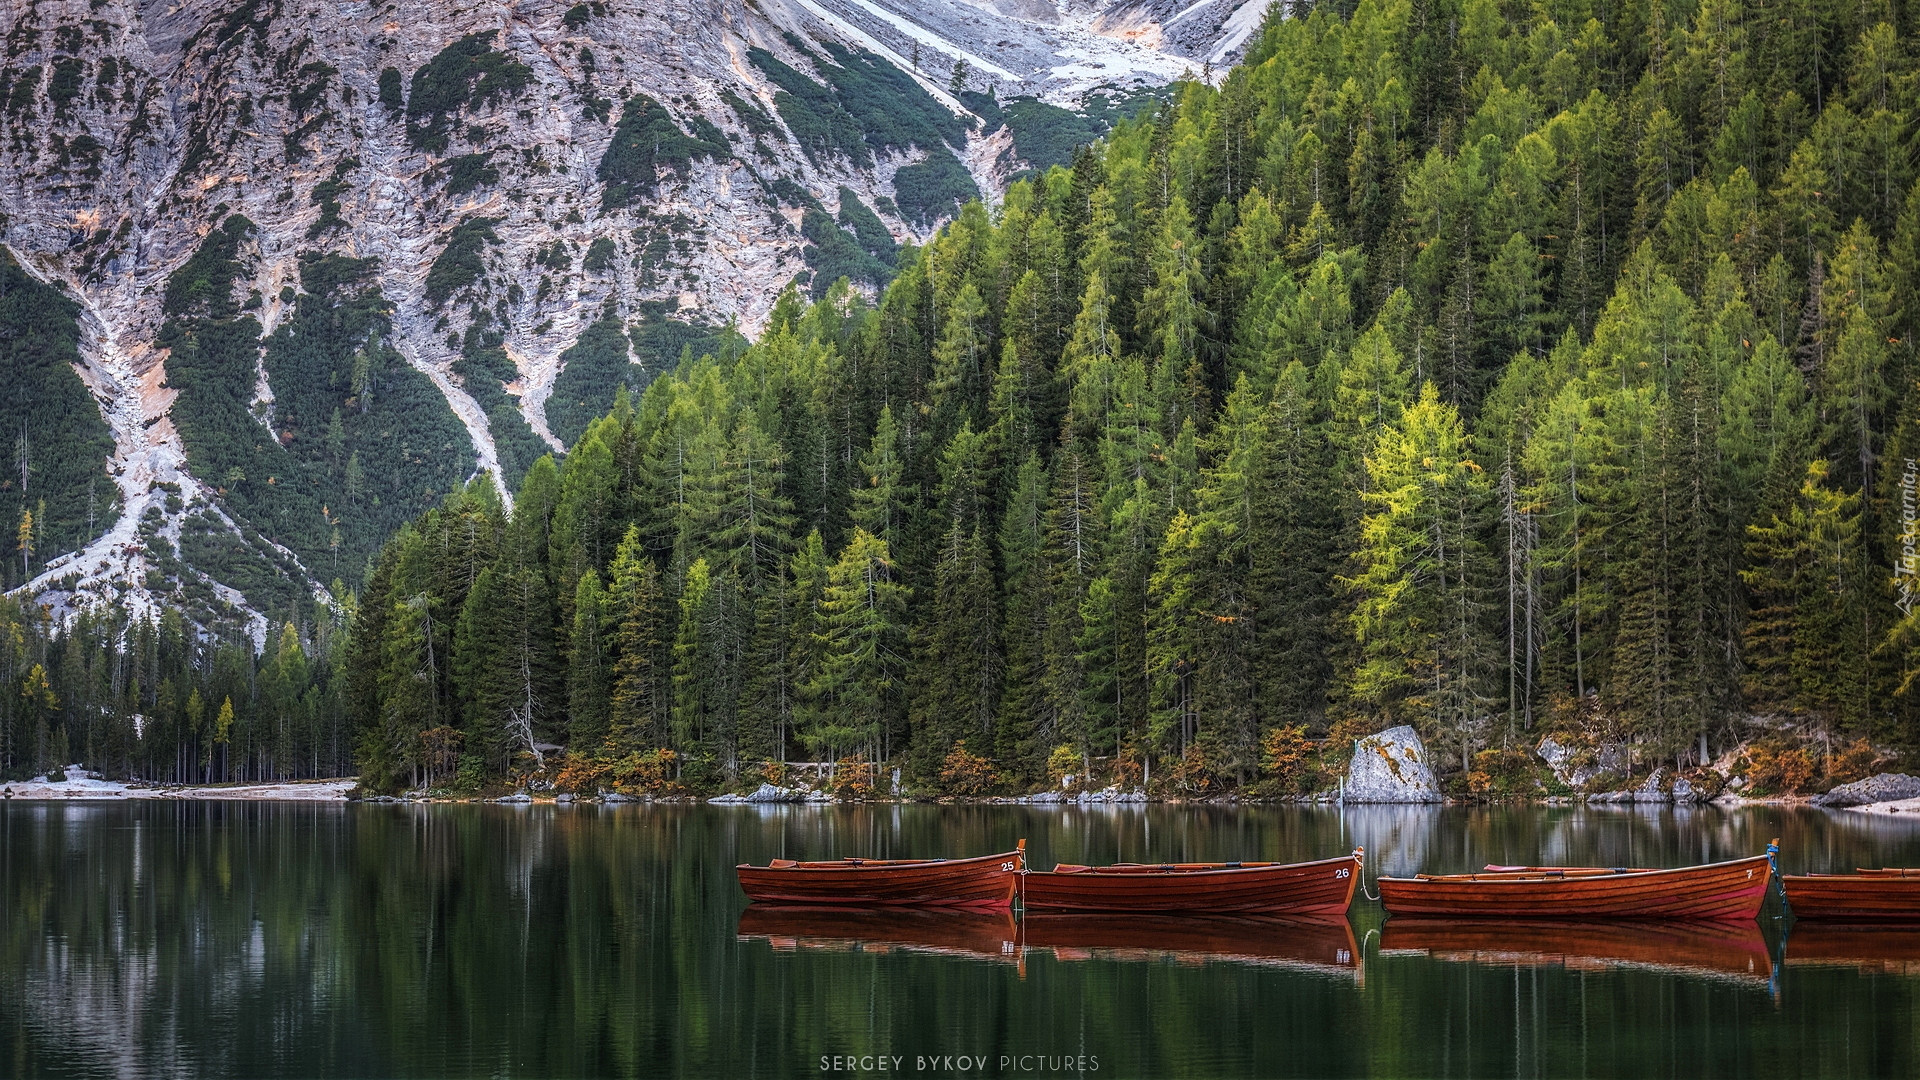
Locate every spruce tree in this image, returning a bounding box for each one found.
[804,529,909,761]
[607,526,668,752]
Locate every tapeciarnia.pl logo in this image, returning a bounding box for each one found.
[1899,458,1918,618]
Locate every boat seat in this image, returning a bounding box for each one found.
[769,859,797,869]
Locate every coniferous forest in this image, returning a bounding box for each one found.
[11,0,1920,797]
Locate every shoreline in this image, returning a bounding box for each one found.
[2,776,355,801]
[4,779,1911,812]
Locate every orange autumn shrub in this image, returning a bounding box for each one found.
[939,741,998,796]
[1742,739,1817,794]
[831,756,875,799]
[1168,744,1218,795]
[609,748,679,793]
[1261,725,1311,792]
[1828,739,1888,785]
[552,754,612,794]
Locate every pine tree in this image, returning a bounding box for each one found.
[929,281,992,428]
[1060,272,1124,435]
[1042,434,1100,762]
[850,405,911,553]
[1139,194,1210,426]
[1740,459,1872,732]
[671,558,747,779]
[607,526,667,752]
[804,529,909,761]
[1251,361,1337,728]
[568,571,612,748]
[909,523,1000,783]
[1346,384,1497,768]
[995,454,1051,771]
[715,410,796,593]
[549,430,621,624]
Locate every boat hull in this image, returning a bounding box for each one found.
[1023,854,1360,913]
[1380,854,1773,920]
[1784,872,1920,921]
[735,851,1023,910]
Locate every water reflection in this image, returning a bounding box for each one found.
[1786,925,1920,975]
[737,906,1020,964]
[5,800,1920,1078]
[1381,918,1774,986]
[736,907,1360,979]
[1022,914,1358,979]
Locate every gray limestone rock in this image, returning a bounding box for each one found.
[1814,773,1920,808]
[1632,768,1668,803]
[745,783,806,803]
[1536,737,1630,788]
[1343,726,1444,803]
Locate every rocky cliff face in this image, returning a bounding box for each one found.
[0,0,1262,635]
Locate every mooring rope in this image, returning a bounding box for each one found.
[1355,846,1381,902]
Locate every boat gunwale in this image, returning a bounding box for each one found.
[1033,852,1361,880]
[1381,852,1771,886]
[1786,868,1920,879]
[735,850,1024,874]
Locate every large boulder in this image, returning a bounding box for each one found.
[1814,773,1920,808]
[1632,768,1667,803]
[1344,726,1444,803]
[745,783,807,803]
[1537,737,1630,788]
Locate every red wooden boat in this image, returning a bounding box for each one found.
[1381,919,1772,985]
[1023,914,1359,977]
[1379,845,1776,920]
[734,842,1024,910]
[736,905,1019,963]
[1021,849,1362,913]
[1783,868,1920,921]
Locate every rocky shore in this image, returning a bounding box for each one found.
[2,769,354,801]
[10,732,1914,811]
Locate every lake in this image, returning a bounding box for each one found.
[4,800,1920,1078]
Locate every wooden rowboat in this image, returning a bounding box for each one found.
[1381,918,1772,986]
[1783,868,1920,921]
[734,843,1024,910]
[1021,849,1363,913]
[1379,846,1776,920]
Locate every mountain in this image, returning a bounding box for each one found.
[0,0,1258,639]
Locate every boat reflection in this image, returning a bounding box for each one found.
[1380,918,1773,986]
[737,905,1020,963]
[737,907,1361,978]
[1022,914,1361,979]
[1785,925,1920,975]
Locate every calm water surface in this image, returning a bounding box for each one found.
[5,800,1920,1078]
